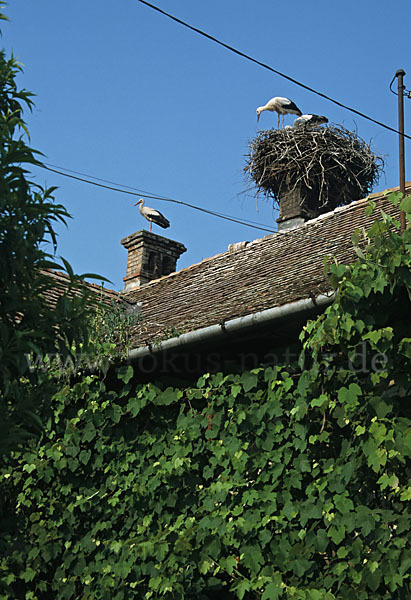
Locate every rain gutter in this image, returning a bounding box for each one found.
[127,292,335,362]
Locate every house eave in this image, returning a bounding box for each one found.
[127,291,335,362]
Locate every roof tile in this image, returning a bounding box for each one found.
[124,186,409,348]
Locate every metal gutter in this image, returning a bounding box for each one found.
[127,292,335,362]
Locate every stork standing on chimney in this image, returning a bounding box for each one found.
[135,199,170,232]
[256,96,302,128]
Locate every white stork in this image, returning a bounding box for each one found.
[293,114,328,128]
[135,199,170,232]
[256,96,302,128]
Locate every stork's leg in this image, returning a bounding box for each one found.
[277,113,280,129]
[282,115,285,129]
[150,221,152,232]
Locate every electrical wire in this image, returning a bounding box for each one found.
[34,4,411,235]
[40,164,277,233]
[44,163,170,198]
[136,0,411,142]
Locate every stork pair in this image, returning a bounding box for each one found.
[136,96,328,232]
[256,96,327,129]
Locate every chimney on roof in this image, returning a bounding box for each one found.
[121,230,186,293]
[276,183,307,232]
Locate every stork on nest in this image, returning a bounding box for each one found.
[245,124,383,218]
[256,96,302,128]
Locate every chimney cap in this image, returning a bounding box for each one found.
[121,229,186,252]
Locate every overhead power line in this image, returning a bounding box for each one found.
[136,0,411,142]
[44,162,170,198]
[41,164,277,234]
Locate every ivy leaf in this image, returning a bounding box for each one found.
[234,579,251,600]
[338,383,361,407]
[117,365,133,384]
[334,493,354,514]
[242,545,264,574]
[220,555,237,575]
[240,372,258,392]
[400,195,411,213]
[111,540,122,554]
[315,529,329,552]
[154,387,180,405]
[127,396,146,417]
[79,450,91,465]
[21,567,36,582]
[82,422,96,442]
[294,454,311,473]
[400,487,411,501]
[262,581,282,600]
[369,398,392,419]
[311,394,328,408]
[329,263,347,278]
[231,384,242,398]
[328,525,345,544]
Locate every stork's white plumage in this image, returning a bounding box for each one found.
[135,199,170,232]
[256,96,302,128]
[293,114,328,128]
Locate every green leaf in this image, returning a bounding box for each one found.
[338,383,361,407]
[83,422,96,442]
[154,387,180,405]
[79,449,91,465]
[365,200,376,215]
[127,396,146,417]
[328,525,345,544]
[117,365,133,384]
[329,263,347,278]
[234,579,251,600]
[22,567,36,582]
[369,398,392,419]
[400,487,411,501]
[294,454,311,473]
[220,556,238,575]
[311,394,328,408]
[400,194,411,214]
[231,384,242,398]
[315,529,329,552]
[111,540,122,554]
[242,544,264,574]
[262,581,282,600]
[240,371,258,392]
[334,493,354,514]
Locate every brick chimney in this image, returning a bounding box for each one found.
[276,183,306,232]
[121,230,186,293]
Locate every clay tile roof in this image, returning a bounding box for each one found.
[41,270,119,308]
[124,185,409,348]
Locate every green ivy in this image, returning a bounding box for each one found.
[1,195,410,599]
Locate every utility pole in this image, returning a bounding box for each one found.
[395,69,406,233]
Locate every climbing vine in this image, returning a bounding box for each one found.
[0,194,410,599]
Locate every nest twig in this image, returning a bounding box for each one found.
[244,124,384,217]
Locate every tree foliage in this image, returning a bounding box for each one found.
[1,196,410,599]
[0,8,101,453]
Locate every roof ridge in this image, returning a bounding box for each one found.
[123,184,408,296]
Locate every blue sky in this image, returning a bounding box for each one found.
[4,0,410,290]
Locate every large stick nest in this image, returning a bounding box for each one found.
[245,124,384,217]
